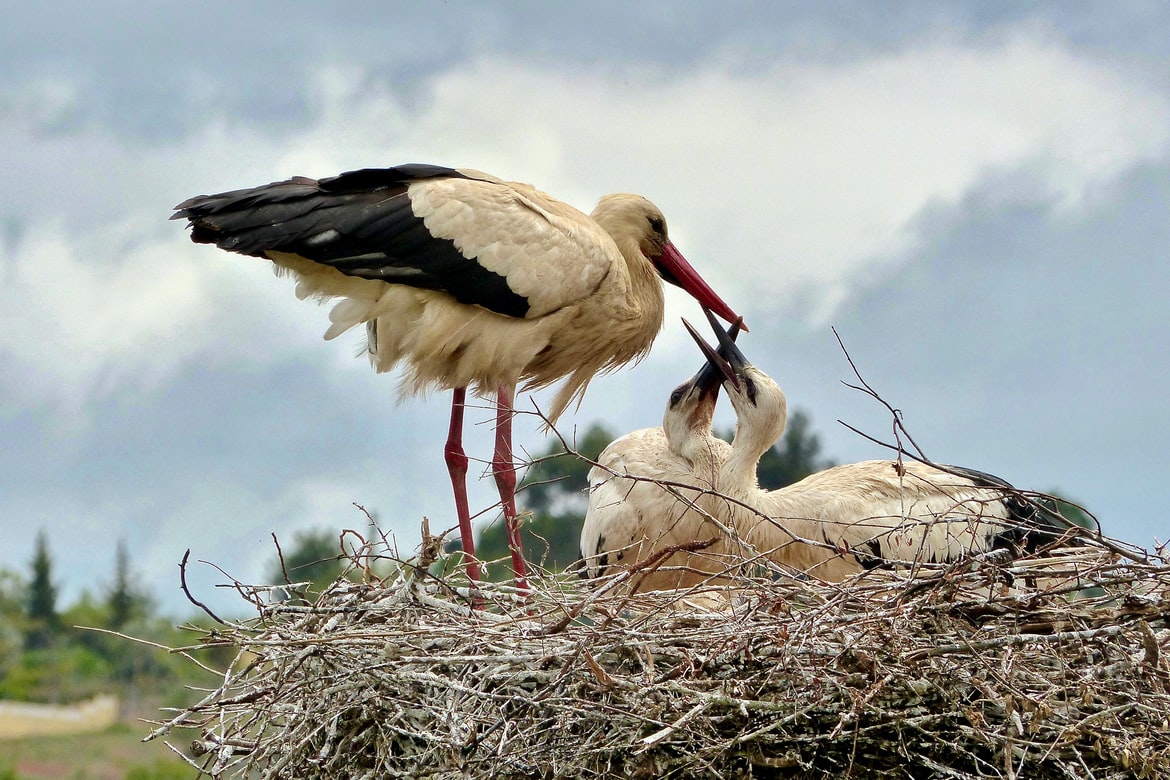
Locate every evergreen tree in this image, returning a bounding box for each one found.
[24,531,58,649]
[104,540,151,630]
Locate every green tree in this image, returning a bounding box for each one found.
[24,531,58,649]
[104,540,152,631]
[266,528,349,602]
[474,424,615,576]
[0,643,112,703]
[0,568,23,620]
[519,424,616,518]
[1043,492,1097,532]
[0,568,24,682]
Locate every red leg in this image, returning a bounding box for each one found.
[492,384,529,592]
[444,387,481,584]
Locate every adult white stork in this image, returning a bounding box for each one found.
[697,314,1067,581]
[173,164,741,588]
[580,321,745,591]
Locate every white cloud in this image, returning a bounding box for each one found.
[3,27,1167,414]
[0,219,334,417]
[425,34,1169,317]
[0,222,198,412]
[218,30,1170,319]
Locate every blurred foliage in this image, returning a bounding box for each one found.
[1044,492,1098,531]
[124,758,196,780]
[0,533,229,711]
[0,569,26,683]
[0,644,111,703]
[0,721,196,780]
[475,410,836,577]
[473,425,615,577]
[520,425,617,518]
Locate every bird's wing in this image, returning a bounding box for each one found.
[813,461,1015,563]
[580,429,672,578]
[173,165,614,319]
[580,467,645,578]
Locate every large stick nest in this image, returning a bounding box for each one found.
[149,524,1170,780]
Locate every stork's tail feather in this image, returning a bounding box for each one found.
[175,179,399,258]
[943,464,1086,554]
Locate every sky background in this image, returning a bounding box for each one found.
[2,2,1167,617]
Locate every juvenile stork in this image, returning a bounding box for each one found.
[173,164,740,588]
[697,315,1066,581]
[580,321,745,591]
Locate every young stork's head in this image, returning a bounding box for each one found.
[685,310,788,457]
[661,318,742,458]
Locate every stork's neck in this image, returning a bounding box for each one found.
[718,411,842,575]
[720,394,788,498]
[678,427,726,478]
[620,236,666,329]
[663,395,718,466]
[720,424,767,497]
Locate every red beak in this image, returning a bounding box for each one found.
[656,241,745,330]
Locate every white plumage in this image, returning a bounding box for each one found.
[174,164,740,588]
[580,321,752,591]
[581,372,731,591]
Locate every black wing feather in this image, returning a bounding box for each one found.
[941,464,1073,551]
[173,164,530,318]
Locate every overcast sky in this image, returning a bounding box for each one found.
[2,2,1167,616]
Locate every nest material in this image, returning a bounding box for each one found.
[150,530,1170,779]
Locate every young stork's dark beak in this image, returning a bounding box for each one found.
[702,308,751,378]
[682,315,742,395]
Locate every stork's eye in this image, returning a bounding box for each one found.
[744,376,758,404]
[647,215,665,236]
[669,386,686,407]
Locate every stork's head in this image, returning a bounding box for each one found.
[591,194,741,327]
[687,309,788,452]
[661,318,742,456]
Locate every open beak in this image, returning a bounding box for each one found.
[682,317,741,395]
[656,242,745,329]
[703,307,751,378]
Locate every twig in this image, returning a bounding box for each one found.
[832,326,929,463]
[179,548,226,625]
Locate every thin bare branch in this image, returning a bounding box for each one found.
[179,549,227,626]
